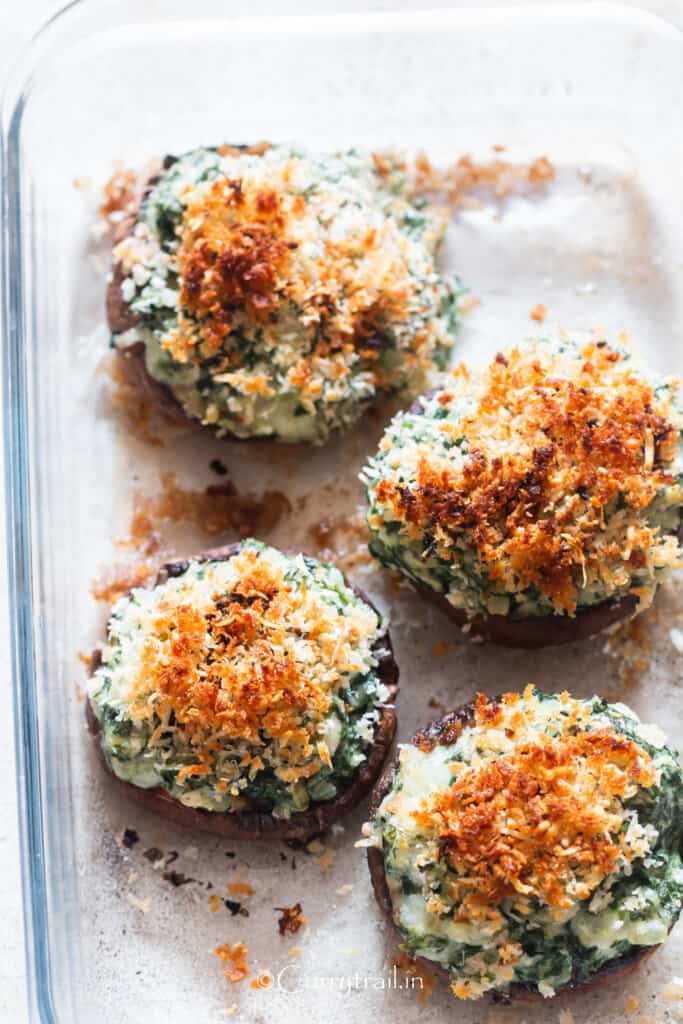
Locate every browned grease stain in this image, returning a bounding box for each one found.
[90,561,156,606]
[91,472,291,606]
[107,355,167,446]
[306,499,372,575]
[603,607,657,698]
[389,952,436,1006]
[132,471,291,540]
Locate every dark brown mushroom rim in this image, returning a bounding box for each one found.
[367,699,662,1004]
[86,543,398,843]
[387,394,683,650]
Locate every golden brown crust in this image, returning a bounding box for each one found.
[106,143,401,445]
[396,392,682,649]
[87,542,398,842]
[366,701,660,1003]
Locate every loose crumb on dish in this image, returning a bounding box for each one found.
[215,942,250,984]
[335,884,354,896]
[250,973,272,990]
[117,828,140,849]
[225,880,256,897]
[432,640,449,658]
[414,151,555,209]
[529,302,547,322]
[275,902,306,936]
[305,838,336,872]
[456,294,481,316]
[99,166,139,225]
[90,561,156,607]
[626,995,640,1014]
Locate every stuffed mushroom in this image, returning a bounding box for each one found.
[108,144,461,443]
[365,686,683,1001]
[87,539,398,841]
[363,337,683,647]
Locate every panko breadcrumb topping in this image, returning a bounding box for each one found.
[90,540,392,816]
[169,170,422,384]
[122,545,379,784]
[413,688,655,919]
[370,339,682,614]
[112,146,461,442]
[374,686,683,1001]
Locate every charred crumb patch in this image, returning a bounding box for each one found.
[121,828,140,849]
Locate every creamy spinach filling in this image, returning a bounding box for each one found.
[371,693,683,999]
[89,540,391,818]
[363,338,683,619]
[112,145,462,443]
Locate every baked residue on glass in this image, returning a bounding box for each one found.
[91,471,291,605]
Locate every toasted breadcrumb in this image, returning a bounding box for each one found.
[214,942,249,984]
[226,880,255,897]
[250,973,271,990]
[275,902,306,936]
[529,302,546,322]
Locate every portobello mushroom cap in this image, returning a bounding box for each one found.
[367,699,663,1003]
[87,542,398,842]
[383,393,683,650]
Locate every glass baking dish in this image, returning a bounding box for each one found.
[4,1,683,1021]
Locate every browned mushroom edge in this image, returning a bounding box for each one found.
[86,542,398,842]
[366,699,661,1004]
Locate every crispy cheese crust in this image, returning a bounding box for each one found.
[109,145,461,443]
[87,541,398,839]
[366,688,683,1001]
[364,338,683,639]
